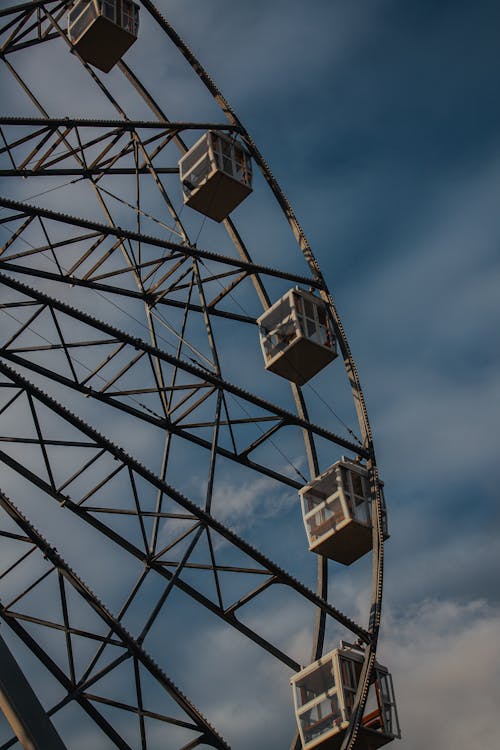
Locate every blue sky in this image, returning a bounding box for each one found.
[170,0,500,718]
[0,1,499,748]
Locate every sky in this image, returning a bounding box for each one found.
[1,1,500,749]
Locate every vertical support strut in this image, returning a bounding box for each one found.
[0,632,69,750]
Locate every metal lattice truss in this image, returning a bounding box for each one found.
[0,489,230,750]
[0,3,386,750]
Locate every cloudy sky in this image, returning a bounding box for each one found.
[1,1,500,749]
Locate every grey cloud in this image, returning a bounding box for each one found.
[381,599,500,750]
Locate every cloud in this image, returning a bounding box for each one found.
[374,366,500,483]
[345,149,500,487]
[169,593,500,750]
[2,2,500,748]
[211,473,291,527]
[381,598,500,749]
[171,596,313,750]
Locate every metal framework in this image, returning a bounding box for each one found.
[0,2,386,749]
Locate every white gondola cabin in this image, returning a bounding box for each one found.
[299,458,388,565]
[257,288,337,385]
[68,0,139,73]
[291,644,400,750]
[178,131,253,222]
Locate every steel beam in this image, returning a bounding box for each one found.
[0,271,364,457]
[0,633,68,750]
[0,117,241,131]
[0,167,178,176]
[0,1,62,19]
[0,195,322,289]
[0,360,371,645]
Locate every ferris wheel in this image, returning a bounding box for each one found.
[0,2,400,749]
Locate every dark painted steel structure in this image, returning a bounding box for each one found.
[0,2,387,749]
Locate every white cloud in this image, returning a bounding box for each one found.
[381,598,500,749]
[211,473,290,527]
[174,597,312,750]
[169,593,500,750]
